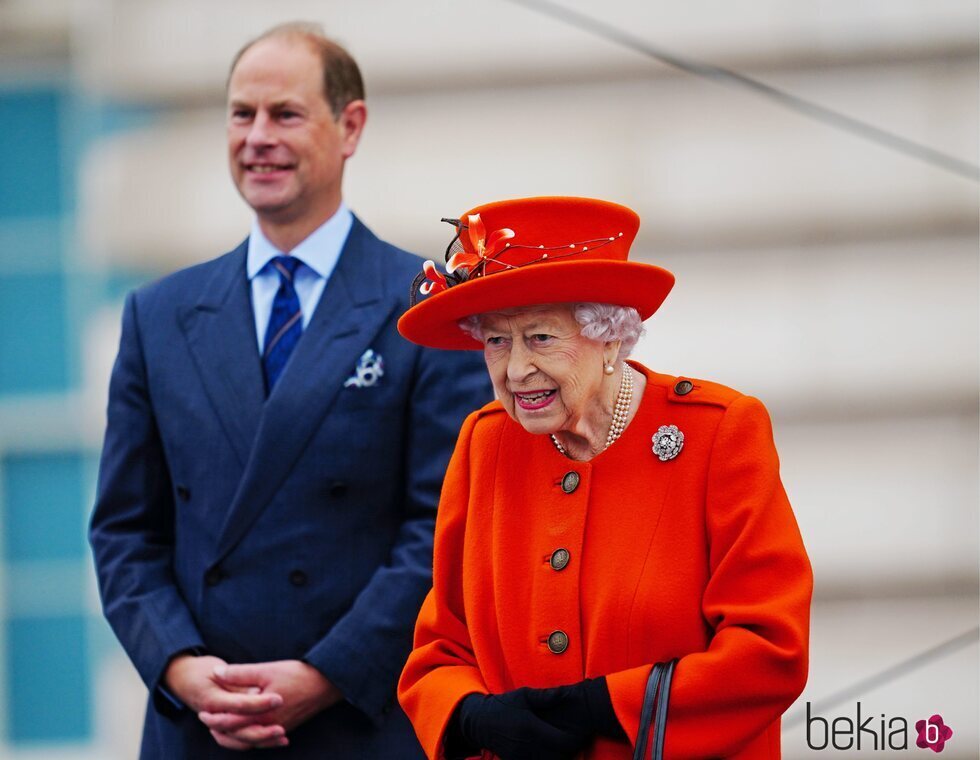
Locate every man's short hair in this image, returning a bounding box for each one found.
[229,22,365,117]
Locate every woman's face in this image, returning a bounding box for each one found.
[479,306,614,436]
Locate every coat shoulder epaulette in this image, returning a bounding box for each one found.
[644,370,744,410]
[474,399,505,419]
[467,400,509,445]
[470,399,507,431]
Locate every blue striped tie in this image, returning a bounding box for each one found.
[262,256,303,393]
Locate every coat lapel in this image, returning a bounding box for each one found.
[178,242,265,468]
[213,218,396,561]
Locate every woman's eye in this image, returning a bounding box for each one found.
[531,334,553,343]
[486,336,504,346]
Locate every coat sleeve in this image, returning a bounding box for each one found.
[89,292,206,716]
[305,345,493,726]
[397,409,491,760]
[606,395,813,758]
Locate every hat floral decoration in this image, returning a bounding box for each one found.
[448,214,516,277]
[414,215,514,299]
[411,214,623,304]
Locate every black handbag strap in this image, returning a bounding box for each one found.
[632,663,663,760]
[650,658,677,760]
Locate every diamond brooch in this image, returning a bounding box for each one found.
[652,424,684,461]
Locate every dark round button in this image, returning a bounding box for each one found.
[549,548,570,571]
[547,630,569,654]
[176,486,191,502]
[561,472,580,494]
[204,567,223,587]
[289,570,308,587]
[329,481,348,498]
[674,380,694,396]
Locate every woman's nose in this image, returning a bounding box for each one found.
[507,342,536,382]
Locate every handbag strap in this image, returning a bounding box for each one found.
[650,658,677,760]
[632,663,663,760]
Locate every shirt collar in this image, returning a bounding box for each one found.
[246,202,354,280]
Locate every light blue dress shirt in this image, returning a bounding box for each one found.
[246,203,354,353]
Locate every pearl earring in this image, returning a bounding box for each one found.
[603,363,615,375]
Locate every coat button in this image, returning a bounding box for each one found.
[289,570,308,587]
[176,486,191,502]
[329,481,348,498]
[550,548,570,571]
[561,472,580,494]
[547,630,569,654]
[674,380,694,396]
[204,567,223,587]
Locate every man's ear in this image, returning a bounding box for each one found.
[338,100,367,159]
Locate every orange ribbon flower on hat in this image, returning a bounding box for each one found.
[419,260,448,295]
[415,214,517,301]
[446,214,515,275]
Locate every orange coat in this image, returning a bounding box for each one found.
[398,362,812,759]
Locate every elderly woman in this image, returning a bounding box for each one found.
[396,197,811,760]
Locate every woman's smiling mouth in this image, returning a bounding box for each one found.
[514,389,557,410]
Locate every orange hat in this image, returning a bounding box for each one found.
[397,196,675,350]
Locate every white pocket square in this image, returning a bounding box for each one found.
[344,349,384,388]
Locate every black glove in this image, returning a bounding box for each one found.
[446,689,587,760]
[522,676,627,742]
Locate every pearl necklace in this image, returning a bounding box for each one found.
[551,363,633,458]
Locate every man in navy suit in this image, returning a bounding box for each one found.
[89,22,491,757]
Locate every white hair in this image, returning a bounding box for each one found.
[458,302,644,361]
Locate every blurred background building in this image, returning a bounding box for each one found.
[0,0,976,757]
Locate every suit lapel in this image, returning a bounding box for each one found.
[178,243,265,467]
[213,218,396,561]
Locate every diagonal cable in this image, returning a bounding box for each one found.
[503,0,980,182]
[783,626,979,728]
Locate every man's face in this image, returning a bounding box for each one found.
[227,37,360,227]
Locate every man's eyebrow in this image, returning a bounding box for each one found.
[268,100,306,111]
[227,99,307,112]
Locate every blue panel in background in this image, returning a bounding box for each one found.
[6,615,91,742]
[0,218,65,272]
[58,93,161,216]
[2,451,87,562]
[0,89,64,218]
[0,273,70,393]
[97,101,163,136]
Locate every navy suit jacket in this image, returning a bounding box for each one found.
[90,218,492,758]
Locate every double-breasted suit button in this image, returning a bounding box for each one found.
[547,630,569,654]
[550,548,570,571]
[204,567,223,587]
[289,570,308,587]
[329,481,348,498]
[176,486,191,502]
[674,379,694,396]
[560,472,580,494]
